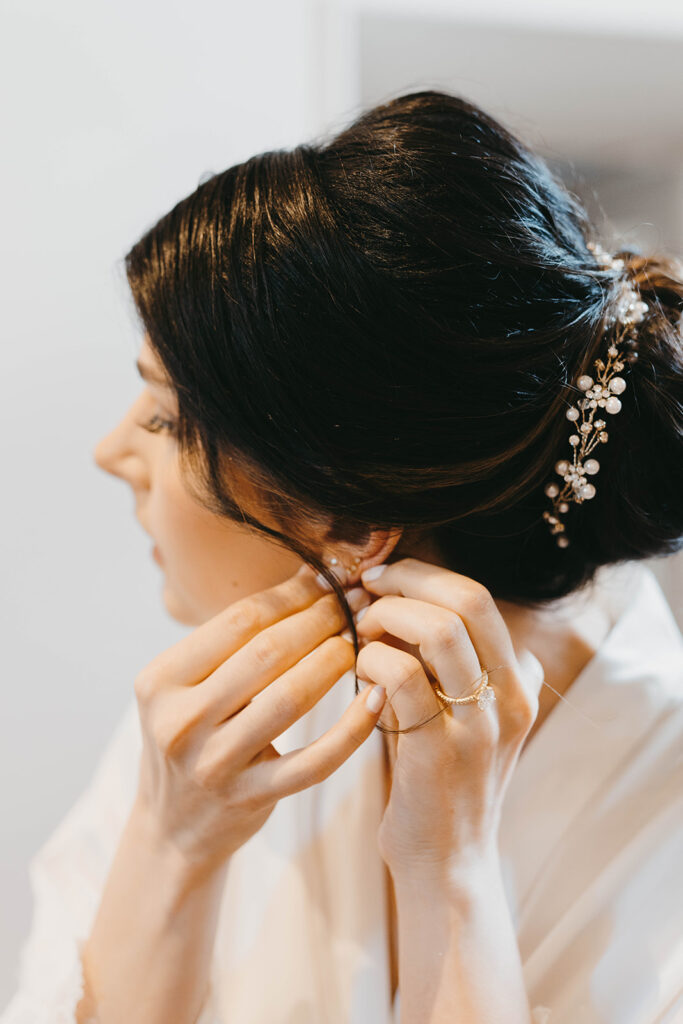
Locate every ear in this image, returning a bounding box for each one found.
[325,527,403,586]
[356,527,403,578]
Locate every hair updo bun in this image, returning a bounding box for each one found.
[124,89,683,608]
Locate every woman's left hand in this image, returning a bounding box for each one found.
[354,557,544,877]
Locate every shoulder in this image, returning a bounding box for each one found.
[502,560,683,1021]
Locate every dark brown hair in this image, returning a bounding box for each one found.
[124,89,683,642]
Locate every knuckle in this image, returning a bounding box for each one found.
[192,732,239,791]
[227,600,261,636]
[134,667,159,702]
[462,584,494,616]
[250,634,280,671]
[147,692,202,758]
[150,692,200,756]
[150,717,174,757]
[153,719,186,760]
[192,751,221,790]
[232,778,264,814]
[355,641,421,687]
[394,655,425,692]
[513,691,539,728]
[430,616,466,654]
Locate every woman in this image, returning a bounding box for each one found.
[3,90,682,1024]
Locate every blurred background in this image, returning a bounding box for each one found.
[1,0,682,1006]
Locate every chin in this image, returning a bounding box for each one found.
[160,581,208,627]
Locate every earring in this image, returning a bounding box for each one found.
[326,554,362,583]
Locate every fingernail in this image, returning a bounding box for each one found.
[346,587,369,612]
[314,572,334,591]
[365,684,386,713]
[353,605,369,624]
[361,564,387,583]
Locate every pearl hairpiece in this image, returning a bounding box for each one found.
[543,242,649,548]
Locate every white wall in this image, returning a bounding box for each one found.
[0,0,317,1007]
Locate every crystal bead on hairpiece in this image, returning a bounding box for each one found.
[542,242,648,548]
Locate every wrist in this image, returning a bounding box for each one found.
[388,844,502,909]
[129,796,230,892]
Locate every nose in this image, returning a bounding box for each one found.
[92,430,118,474]
[92,393,149,488]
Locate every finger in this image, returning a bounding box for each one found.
[210,635,357,767]
[201,587,370,722]
[356,594,484,702]
[245,679,387,800]
[360,558,518,681]
[517,647,546,704]
[142,565,337,689]
[355,640,443,729]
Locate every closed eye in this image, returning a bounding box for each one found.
[137,413,178,436]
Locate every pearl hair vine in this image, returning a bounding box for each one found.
[543,241,649,548]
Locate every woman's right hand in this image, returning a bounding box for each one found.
[132,566,382,877]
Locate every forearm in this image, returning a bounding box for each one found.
[76,798,229,1024]
[391,853,532,1024]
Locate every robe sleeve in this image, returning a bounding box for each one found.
[0,697,222,1024]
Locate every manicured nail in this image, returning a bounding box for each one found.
[353,605,369,624]
[361,564,387,583]
[346,587,369,612]
[314,572,334,591]
[365,684,386,713]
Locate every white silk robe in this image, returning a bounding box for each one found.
[1,560,682,1023]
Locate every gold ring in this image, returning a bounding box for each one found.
[433,668,496,712]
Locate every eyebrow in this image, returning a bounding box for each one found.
[135,359,172,388]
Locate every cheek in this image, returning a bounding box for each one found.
[148,455,301,623]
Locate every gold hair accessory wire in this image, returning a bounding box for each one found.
[542,242,648,548]
[369,664,508,734]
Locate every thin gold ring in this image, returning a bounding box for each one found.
[433,666,500,711]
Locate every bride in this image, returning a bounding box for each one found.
[3,89,682,1024]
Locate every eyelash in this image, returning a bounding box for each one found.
[138,413,178,436]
